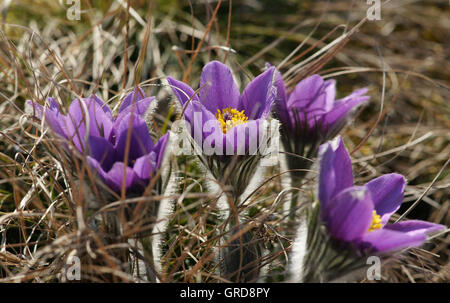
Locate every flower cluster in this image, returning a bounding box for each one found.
[28,88,169,195]
[318,136,444,253]
[27,60,446,283]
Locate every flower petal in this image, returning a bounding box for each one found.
[87,157,145,194]
[385,220,445,234]
[273,69,291,130]
[133,132,170,180]
[86,156,108,181]
[27,100,67,139]
[321,87,369,134]
[153,132,170,170]
[224,119,262,156]
[323,186,373,242]
[199,61,240,113]
[287,75,335,113]
[86,94,113,119]
[360,221,445,252]
[119,87,145,113]
[360,229,424,253]
[318,136,353,208]
[167,76,199,107]
[48,97,61,111]
[46,110,68,139]
[115,97,155,127]
[65,96,114,151]
[366,173,405,225]
[113,112,154,162]
[26,100,44,117]
[133,152,156,180]
[117,86,154,124]
[104,162,139,193]
[88,135,116,171]
[239,66,276,119]
[184,100,221,150]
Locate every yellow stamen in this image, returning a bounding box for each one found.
[367,210,383,232]
[215,107,249,133]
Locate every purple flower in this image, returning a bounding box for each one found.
[27,88,170,194]
[167,61,276,158]
[275,72,369,143]
[318,136,445,253]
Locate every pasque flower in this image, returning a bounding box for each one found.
[27,88,169,194]
[318,136,445,253]
[168,61,278,281]
[273,71,370,222]
[167,60,276,158]
[275,72,370,144]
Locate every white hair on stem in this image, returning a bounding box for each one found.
[288,216,308,282]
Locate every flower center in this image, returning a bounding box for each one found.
[367,210,382,232]
[215,107,248,133]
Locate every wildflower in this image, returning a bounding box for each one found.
[27,88,169,194]
[272,69,370,186]
[275,72,369,146]
[167,60,276,158]
[273,70,370,219]
[168,61,278,281]
[289,136,446,282]
[318,136,445,252]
